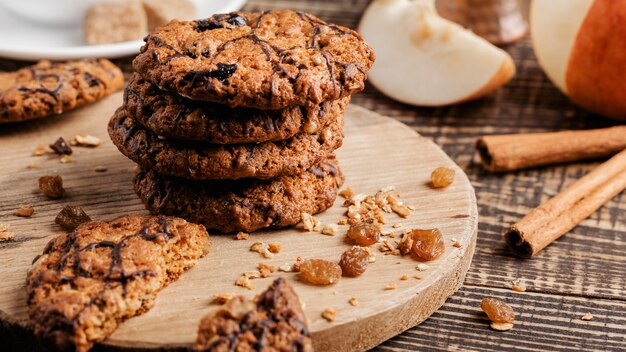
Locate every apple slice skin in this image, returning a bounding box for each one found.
[565,0,626,120]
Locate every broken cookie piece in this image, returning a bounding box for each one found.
[195,278,312,352]
[26,215,211,352]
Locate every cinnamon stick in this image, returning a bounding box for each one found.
[505,148,626,258]
[476,126,626,172]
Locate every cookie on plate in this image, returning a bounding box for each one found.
[26,215,211,352]
[195,278,313,351]
[141,0,196,31]
[134,156,344,233]
[133,10,375,109]
[124,73,349,143]
[109,107,344,180]
[0,59,124,123]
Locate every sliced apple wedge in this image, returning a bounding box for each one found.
[358,0,515,107]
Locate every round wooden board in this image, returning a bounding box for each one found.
[0,93,477,351]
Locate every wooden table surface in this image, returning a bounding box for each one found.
[1,0,625,351]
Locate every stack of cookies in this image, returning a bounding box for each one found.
[109,10,375,233]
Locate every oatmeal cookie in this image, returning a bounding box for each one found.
[26,215,211,352]
[134,156,344,233]
[133,10,375,109]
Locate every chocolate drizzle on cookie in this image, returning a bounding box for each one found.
[135,9,374,109]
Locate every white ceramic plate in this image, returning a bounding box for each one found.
[0,0,248,60]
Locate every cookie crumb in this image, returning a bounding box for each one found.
[38,175,65,199]
[581,312,593,321]
[235,232,249,240]
[414,275,422,280]
[60,155,75,164]
[0,224,15,242]
[278,263,294,272]
[511,284,526,292]
[268,243,282,254]
[49,137,72,155]
[73,134,102,147]
[258,263,276,278]
[211,293,234,304]
[301,212,321,232]
[339,187,354,199]
[400,274,409,281]
[321,223,338,236]
[384,283,397,290]
[27,161,39,169]
[337,219,348,225]
[416,263,430,271]
[235,275,255,290]
[391,203,410,218]
[490,322,514,331]
[348,297,358,307]
[321,308,336,322]
[33,145,47,156]
[15,205,35,218]
[243,270,261,279]
[392,223,402,229]
[94,165,108,172]
[453,241,462,248]
[250,242,273,258]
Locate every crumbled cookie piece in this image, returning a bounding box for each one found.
[55,206,92,230]
[243,271,261,279]
[321,223,338,236]
[301,212,321,232]
[321,308,337,322]
[94,165,108,172]
[400,274,409,281]
[27,161,38,169]
[26,215,211,352]
[15,205,35,217]
[384,283,397,290]
[268,243,282,254]
[511,284,526,292]
[49,137,72,155]
[196,279,312,351]
[33,145,46,156]
[250,242,273,258]
[38,175,65,199]
[278,263,295,272]
[59,155,75,164]
[72,134,101,147]
[235,275,255,290]
[490,322,514,331]
[84,1,148,45]
[235,232,249,240]
[339,187,355,199]
[348,297,358,307]
[581,312,593,321]
[258,263,276,278]
[211,293,235,305]
[0,223,15,241]
[416,263,430,271]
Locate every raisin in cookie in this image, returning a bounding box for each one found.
[109,107,343,180]
[0,59,124,123]
[134,156,344,233]
[133,10,375,109]
[26,215,211,352]
[125,73,348,143]
[195,278,312,351]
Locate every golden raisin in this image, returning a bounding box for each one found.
[347,221,381,246]
[481,298,515,323]
[299,259,341,285]
[339,247,369,277]
[411,228,445,261]
[431,167,455,188]
[38,175,65,199]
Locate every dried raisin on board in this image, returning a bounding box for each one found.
[299,259,341,285]
[339,247,369,277]
[347,221,381,246]
[481,298,515,323]
[431,167,455,188]
[411,228,445,261]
